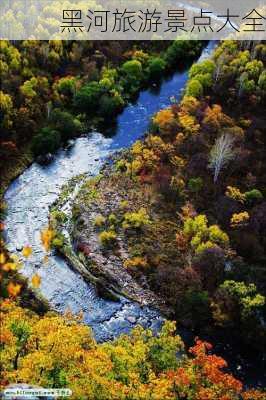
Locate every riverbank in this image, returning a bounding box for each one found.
[0,146,33,198]
[49,161,172,315]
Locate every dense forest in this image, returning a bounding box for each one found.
[1,38,266,399]
[0,39,203,194]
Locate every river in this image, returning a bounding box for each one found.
[4,43,215,343]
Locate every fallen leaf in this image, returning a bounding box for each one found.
[41,228,54,252]
[22,246,32,258]
[10,254,19,262]
[43,255,49,264]
[7,282,21,297]
[0,253,6,264]
[31,274,41,288]
[2,263,17,272]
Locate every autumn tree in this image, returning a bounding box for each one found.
[1,302,264,399]
[0,91,13,131]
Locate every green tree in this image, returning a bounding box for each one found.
[99,94,124,118]
[185,79,203,98]
[31,127,61,156]
[54,76,77,96]
[212,281,266,349]
[245,60,263,80]
[258,70,266,91]
[50,109,83,140]
[188,177,203,193]
[20,77,38,98]
[74,82,104,113]
[181,290,211,328]
[244,189,263,203]
[147,57,166,81]
[121,59,143,81]
[164,40,202,67]
[0,91,13,129]
[189,59,215,89]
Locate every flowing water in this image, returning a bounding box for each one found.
[4,43,216,342]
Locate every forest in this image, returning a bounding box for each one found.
[0,34,266,400]
[0,39,204,194]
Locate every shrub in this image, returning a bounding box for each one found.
[119,200,129,209]
[52,233,65,249]
[99,230,117,247]
[225,186,245,203]
[188,177,203,193]
[94,214,106,227]
[122,208,151,230]
[115,159,128,172]
[51,210,68,224]
[108,214,117,225]
[244,189,263,203]
[230,212,250,227]
[124,257,148,270]
[31,127,61,156]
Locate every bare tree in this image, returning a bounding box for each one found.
[46,101,52,120]
[214,54,225,84]
[208,134,235,183]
